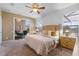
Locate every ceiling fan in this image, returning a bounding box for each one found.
[66,11,79,17]
[25,3,45,14]
[64,15,71,22]
[64,11,79,23]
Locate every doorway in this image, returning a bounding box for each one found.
[12,17,32,40]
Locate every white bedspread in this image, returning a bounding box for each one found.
[25,34,55,55]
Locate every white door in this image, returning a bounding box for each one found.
[12,17,15,40]
[0,13,2,47]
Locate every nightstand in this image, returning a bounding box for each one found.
[60,36,76,50]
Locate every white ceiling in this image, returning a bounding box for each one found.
[0,3,76,18]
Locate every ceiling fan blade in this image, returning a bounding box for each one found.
[30,10,33,13]
[66,11,76,17]
[64,15,71,22]
[25,5,32,8]
[67,14,78,17]
[39,7,45,9]
[37,11,40,14]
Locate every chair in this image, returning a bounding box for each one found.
[15,31,23,39]
[23,30,28,36]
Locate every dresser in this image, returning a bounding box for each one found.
[60,36,76,50]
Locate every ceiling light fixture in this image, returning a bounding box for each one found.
[33,8,37,12]
[25,3,45,14]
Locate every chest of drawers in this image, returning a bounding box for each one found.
[60,37,76,50]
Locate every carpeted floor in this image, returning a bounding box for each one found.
[0,39,73,56]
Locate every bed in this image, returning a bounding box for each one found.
[25,34,58,55]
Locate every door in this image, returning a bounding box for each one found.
[0,12,2,47]
[10,17,16,40]
[12,17,15,40]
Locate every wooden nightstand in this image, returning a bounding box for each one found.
[60,36,76,50]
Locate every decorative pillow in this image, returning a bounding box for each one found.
[51,32,56,36]
[42,30,48,35]
[48,30,52,37]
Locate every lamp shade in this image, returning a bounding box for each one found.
[65,30,69,33]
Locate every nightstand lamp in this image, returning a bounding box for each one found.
[65,29,69,36]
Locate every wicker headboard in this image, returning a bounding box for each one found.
[42,25,60,36]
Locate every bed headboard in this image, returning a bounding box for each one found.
[42,25,60,36]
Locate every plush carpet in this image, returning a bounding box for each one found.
[0,39,73,56]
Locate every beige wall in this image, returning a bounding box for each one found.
[2,11,36,41]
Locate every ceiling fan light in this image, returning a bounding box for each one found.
[33,8,37,12]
